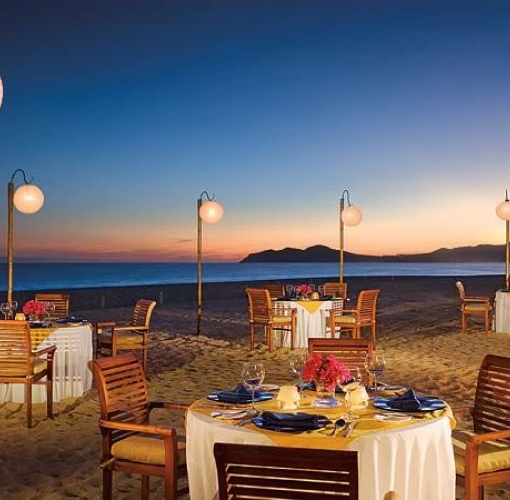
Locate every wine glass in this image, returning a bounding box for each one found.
[364,352,387,398]
[45,302,56,320]
[289,349,308,392]
[318,285,325,297]
[285,284,294,298]
[8,301,18,319]
[0,303,8,320]
[242,361,265,416]
[339,366,362,419]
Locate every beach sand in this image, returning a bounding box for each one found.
[2,275,510,499]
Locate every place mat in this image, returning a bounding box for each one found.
[208,384,274,404]
[252,411,330,432]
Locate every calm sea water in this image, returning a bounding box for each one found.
[0,261,505,292]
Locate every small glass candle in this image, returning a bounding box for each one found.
[15,313,25,321]
[277,385,300,410]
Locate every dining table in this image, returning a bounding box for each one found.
[186,388,456,500]
[494,289,510,333]
[0,321,94,403]
[275,298,336,348]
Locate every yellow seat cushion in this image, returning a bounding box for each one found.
[33,358,47,375]
[464,304,490,312]
[115,332,144,345]
[333,315,357,325]
[452,430,510,475]
[111,435,186,466]
[271,315,293,324]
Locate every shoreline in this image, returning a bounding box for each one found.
[8,274,506,311]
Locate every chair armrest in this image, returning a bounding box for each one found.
[149,399,190,411]
[96,321,116,333]
[468,428,510,444]
[33,344,57,358]
[113,324,148,333]
[99,419,174,436]
[451,404,474,417]
[464,297,490,303]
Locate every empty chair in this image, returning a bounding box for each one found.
[329,289,380,346]
[0,320,56,428]
[96,299,156,373]
[246,288,296,352]
[308,338,374,386]
[452,354,510,500]
[214,442,359,499]
[455,281,492,334]
[88,353,189,500]
[324,282,348,299]
[263,283,284,299]
[34,293,70,319]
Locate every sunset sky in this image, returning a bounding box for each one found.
[1,0,509,263]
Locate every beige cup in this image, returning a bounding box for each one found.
[15,313,26,321]
[346,386,369,410]
[277,385,300,410]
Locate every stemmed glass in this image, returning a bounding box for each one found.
[45,302,56,320]
[339,366,362,419]
[318,285,325,297]
[364,352,387,399]
[285,285,294,298]
[289,349,308,392]
[242,361,265,416]
[0,303,8,320]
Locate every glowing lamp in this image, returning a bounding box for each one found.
[339,190,363,283]
[13,184,45,214]
[342,205,363,227]
[199,200,224,224]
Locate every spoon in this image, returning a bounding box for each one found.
[210,410,248,419]
[328,418,346,436]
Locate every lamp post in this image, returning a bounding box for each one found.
[7,169,45,302]
[339,190,362,284]
[196,191,224,335]
[496,189,510,290]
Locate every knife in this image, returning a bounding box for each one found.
[343,422,356,437]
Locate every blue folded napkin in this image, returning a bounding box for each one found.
[258,411,323,431]
[56,316,87,324]
[388,389,421,411]
[213,384,263,403]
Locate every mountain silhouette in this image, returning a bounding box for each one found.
[240,244,506,263]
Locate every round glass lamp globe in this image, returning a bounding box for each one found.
[342,205,362,226]
[13,184,45,214]
[496,200,510,221]
[199,200,224,224]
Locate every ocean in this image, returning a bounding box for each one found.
[0,261,506,292]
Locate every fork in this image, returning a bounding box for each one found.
[328,418,346,436]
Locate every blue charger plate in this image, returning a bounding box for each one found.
[252,413,330,432]
[207,391,274,404]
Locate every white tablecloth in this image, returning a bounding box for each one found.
[495,290,510,333]
[186,409,455,500]
[0,323,94,403]
[277,300,334,348]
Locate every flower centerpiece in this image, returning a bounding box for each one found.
[302,354,351,407]
[22,300,46,321]
[295,283,313,300]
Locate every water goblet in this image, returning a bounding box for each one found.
[318,285,325,297]
[339,366,362,419]
[289,349,308,392]
[45,302,56,320]
[285,285,294,298]
[364,352,387,398]
[0,303,8,320]
[242,361,265,416]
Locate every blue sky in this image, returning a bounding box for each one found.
[1,0,509,262]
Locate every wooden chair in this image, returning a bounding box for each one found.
[88,353,189,500]
[34,293,70,319]
[95,299,156,373]
[214,442,359,499]
[329,289,380,346]
[0,320,56,428]
[452,354,510,500]
[455,281,492,335]
[324,281,348,299]
[308,338,374,386]
[263,283,284,300]
[246,288,296,352]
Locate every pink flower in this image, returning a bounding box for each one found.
[302,354,351,391]
[22,300,46,316]
[296,284,313,296]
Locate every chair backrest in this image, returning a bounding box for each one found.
[356,289,380,322]
[455,281,466,301]
[35,293,70,319]
[132,299,157,327]
[473,354,510,438]
[246,288,272,323]
[214,442,359,499]
[88,353,150,443]
[263,283,284,299]
[324,282,348,299]
[0,320,32,376]
[308,338,374,385]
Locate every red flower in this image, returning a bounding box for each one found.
[302,354,351,391]
[22,300,46,316]
[296,284,313,296]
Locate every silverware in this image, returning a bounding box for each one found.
[343,422,356,437]
[328,418,346,437]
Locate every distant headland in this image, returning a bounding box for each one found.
[240,244,506,263]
